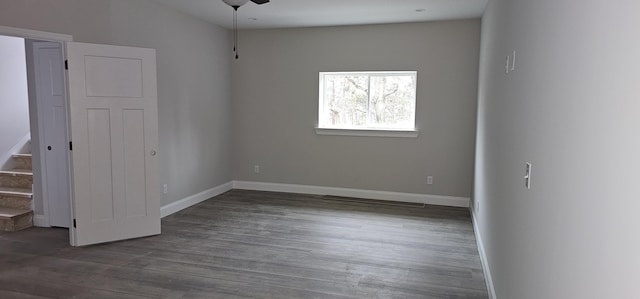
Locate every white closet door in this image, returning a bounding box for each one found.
[66,42,160,246]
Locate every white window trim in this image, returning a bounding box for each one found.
[317,71,418,134]
[315,127,419,138]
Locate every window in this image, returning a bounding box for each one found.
[317,71,417,137]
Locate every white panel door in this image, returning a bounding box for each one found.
[33,41,71,228]
[66,42,160,246]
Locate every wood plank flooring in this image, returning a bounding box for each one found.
[0,190,488,298]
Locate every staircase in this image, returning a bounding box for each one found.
[0,148,33,231]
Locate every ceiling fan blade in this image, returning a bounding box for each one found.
[250,0,269,4]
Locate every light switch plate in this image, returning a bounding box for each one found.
[511,50,516,71]
[505,55,510,74]
[524,162,532,189]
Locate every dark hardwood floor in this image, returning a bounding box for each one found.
[0,190,488,298]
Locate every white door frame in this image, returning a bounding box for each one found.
[0,26,74,239]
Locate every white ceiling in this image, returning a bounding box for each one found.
[149,0,488,29]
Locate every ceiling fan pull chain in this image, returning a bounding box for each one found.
[233,7,239,59]
[235,9,239,59]
[223,0,270,59]
[233,8,237,52]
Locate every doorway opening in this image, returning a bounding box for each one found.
[1,25,162,247]
[0,27,73,234]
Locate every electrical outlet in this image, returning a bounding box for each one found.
[427,176,433,185]
[163,184,168,194]
[254,165,260,174]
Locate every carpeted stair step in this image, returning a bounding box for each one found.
[0,169,33,189]
[11,154,32,170]
[0,187,33,210]
[0,207,33,231]
[0,187,32,198]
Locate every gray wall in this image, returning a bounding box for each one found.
[474,0,640,298]
[0,0,233,207]
[232,20,480,197]
[0,35,30,167]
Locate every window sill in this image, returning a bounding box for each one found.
[315,128,419,138]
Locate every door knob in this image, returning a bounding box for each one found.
[47,146,52,151]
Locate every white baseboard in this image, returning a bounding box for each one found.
[160,181,233,218]
[33,214,49,227]
[232,181,470,208]
[471,209,497,299]
[159,179,469,222]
